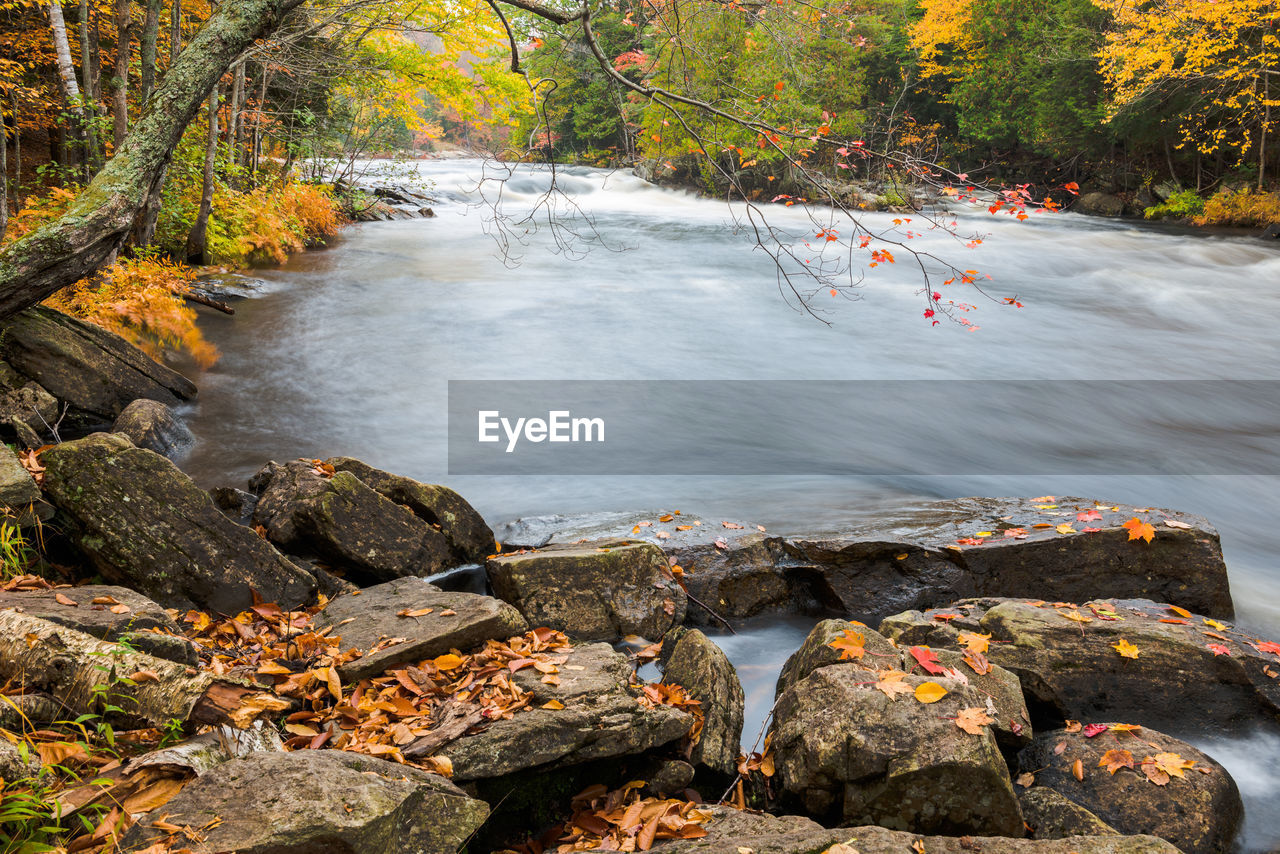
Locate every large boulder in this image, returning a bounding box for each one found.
[313,576,528,680]
[1018,788,1119,839]
[661,627,745,777]
[0,307,196,429]
[649,808,1179,854]
[487,540,686,641]
[112,398,194,459]
[778,619,1032,752]
[41,434,315,613]
[250,459,452,584]
[0,380,57,446]
[497,498,1231,627]
[1018,726,1242,854]
[1074,192,1126,217]
[879,598,1280,735]
[0,584,195,664]
[771,663,1024,834]
[117,750,488,854]
[441,642,693,782]
[326,457,494,564]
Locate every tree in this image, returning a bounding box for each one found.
[0,0,305,318]
[1094,0,1280,188]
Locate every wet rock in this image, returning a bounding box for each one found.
[1019,726,1241,854]
[1075,192,1125,217]
[0,444,52,523]
[111,398,194,459]
[650,808,1178,854]
[0,584,195,664]
[41,434,315,613]
[879,598,1280,735]
[499,498,1231,627]
[326,457,494,564]
[640,758,696,796]
[1261,223,1280,240]
[250,459,453,584]
[661,627,744,777]
[313,576,527,680]
[777,620,1032,753]
[209,486,257,526]
[118,749,487,854]
[487,540,686,640]
[0,307,196,429]
[0,740,38,782]
[441,642,693,782]
[1019,788,1118,838]
[771,662,1024,834]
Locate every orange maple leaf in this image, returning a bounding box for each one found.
[1123,517,1156,543]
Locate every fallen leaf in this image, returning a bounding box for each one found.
[1015,772,1035,788]
[914,682,948,704]
[1207,643,1232,656]
[1123,517,1156,544]
[1083,723,1109,738]
[828,630,867,661]
[955,707,995,735]
[541,699,565,710]
[957,632,991,654]
[54,593,77,606]
[1055,524,1077,535]
[433,653,465,670]
[1164,520,1192,529]
[1099,749,1134,774]
[909,646,947,675]
[1113,639,1140,659]
[396,608,434,618]
[1169,605,1192,618]
[873,669,916,700]
[1072,758,1084,781]
[1065,720,1082,733]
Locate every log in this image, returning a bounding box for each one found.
[0,610,288,730]
[402,698,486,759]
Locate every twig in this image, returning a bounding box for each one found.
[717,694,781,805]
[684,590,737,635]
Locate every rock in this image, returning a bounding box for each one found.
[326,457,494,564]
[650,808,1179,854]
[112,398,194,459]
[0,585,195,664]
[250,459,453,584]
[1018,726,1242,854]
[771,662,1024,834]
[1261,223,1280,240]
[441,642,693,782]
[487,540,686,641]
[498,498,1231,627]
[313,577,527,680]
[41,434,315,613]
[1135,186,1158,210]
[0,381,57,441]
[660,627,745,777]
[777,620,1032,753]
[0,740,38,782]
[879,598,1280,735]
[0,444,52,524]
[118,750,488,854]
[418,206,436,218]
[640,758,696,795]
[1153,181,1182,202]
[209,486,257,526]
[1075,192,1126,217]
[0,307,196,429]
[1019,788,1119,839]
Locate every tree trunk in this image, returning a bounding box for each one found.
[112,0,131,150]
[1261,70,1270,192]
[48,2,84,112]
[0,0,305,319]
[227,60,244,174]
[0,105,8,243]
[0,611,288,730]
[11,89,20,209]
[169,0,181,65]
[139,0,162,102]
[78,0,101,173]
[186,86,219,263]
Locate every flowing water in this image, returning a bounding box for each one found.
[175,159,1280,849]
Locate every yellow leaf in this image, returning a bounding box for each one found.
[914,682,948,704]
[1056,524,1077,534]
[541,699,565,710]
[1113,639,1140,659]
[433,653,464,671]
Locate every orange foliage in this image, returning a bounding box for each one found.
[1195,189,1280,227]
[211,182,346,265]
[42,257,219,368]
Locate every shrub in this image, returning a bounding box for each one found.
[208,182,345,266]
[1143,189,1205,220]
[1194,188,1280,227]
[43,257,218,368]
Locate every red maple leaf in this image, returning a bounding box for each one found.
[909,646,947,676]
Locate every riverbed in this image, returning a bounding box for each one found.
[176,159,1280,850]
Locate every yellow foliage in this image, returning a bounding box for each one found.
[1195,188,1280,227]
[42,258,219,368]
[210,182,346,266]
[1093,0,1280,161]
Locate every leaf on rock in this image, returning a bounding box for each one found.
[914,682,948,704]
[54,593,77,606]
[828,630,867,661]
[963,649,992,675]
[1207,643,1232,656]
[909,646,947,675]
[1099,749,1135,774]
[955,707,995,735]
[957,632,991,654]
[1072,758,1084,781]
[1123,517,1156,543]
[873,669,915,701]
[1113,639,1140,659]
[1082,723,1109,737]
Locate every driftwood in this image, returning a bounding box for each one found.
[403,698,486,759]
[0,610,288,730]
[180,288,235,314]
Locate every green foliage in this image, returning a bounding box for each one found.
[0,522,35,582]
[0,773,68,854]
[1144,189,1206,220]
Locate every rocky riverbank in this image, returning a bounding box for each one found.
[0,308,1277,853]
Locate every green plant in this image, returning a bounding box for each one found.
[0,522,35,582]
[1143,189,1205,220]
[0,774,67,854]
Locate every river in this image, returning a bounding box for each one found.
[176,159,1280,849]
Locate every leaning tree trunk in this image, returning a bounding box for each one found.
[0,0,305,319]
[112,0,131,150]
[186,86,219,263]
